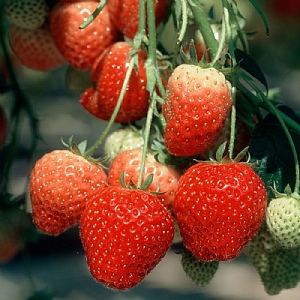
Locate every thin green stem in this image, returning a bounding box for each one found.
[79,0,107,29]
[137,0,158,189]
[187,0,219,60]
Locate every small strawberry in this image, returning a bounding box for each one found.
[103,126,144,165]
[80,186,174,290]
[181,250,219,287]
[0,106,7,148]
[107,149,181,210]
[162,64,233,157]
[0,205,25,264]
[8,23,65,71]
[80,42,150,123]
[266,185,300,248]
[49,1,118,70]
[107,0,169,40]
[173,159,267,262]
[5,0,50,30]
[29,146,107,235]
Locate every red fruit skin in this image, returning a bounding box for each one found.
[107,149,181,210]
[107,0,169,40]
[174,162,267,262]
[29,150,107,235]
[162,65,233,157]
[80,186,174,290]
[49,1,118,69]
[0,107,7,148]
[9,24,65,71]
[80,42,150,123]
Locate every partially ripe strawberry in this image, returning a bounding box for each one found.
[5,0,49,30]
[162,64,233,157]
[49,1,118,69]
[107,149,181,210]
[266,189,300,248]
[174,161,267,262]
[80,186,174,290]
[9,24,65,71]
[103,126,144,165]
[29,149,107,235]
[181,250,219,287]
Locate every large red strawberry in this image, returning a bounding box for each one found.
[80,186,174,290]
[174,160,267,262]
[107,149,181,210]
[107,0,169,40]
[29,149,107,235]
[80,42,150,123]
[8,24,65,71]
[49,1,118,70]
[162,64,233,157]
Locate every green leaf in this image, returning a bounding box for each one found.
[249,106,300,200]
[235,48,268,91]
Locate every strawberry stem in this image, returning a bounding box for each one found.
[187,0,219,60]
[137,0,160,189]
[79,0,107,29]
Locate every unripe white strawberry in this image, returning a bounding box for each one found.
[103,126,144,165]
[266,186,300,248]
[5,0,49,30]
[181,250,219,287]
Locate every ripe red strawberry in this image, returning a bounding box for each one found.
[173,160,267,262]
[162,64,233,157]
[80,42,150,123]
[29,149,107,235]
[49,1,118,70]
[107,149,181,210]
[80,186,174,290]
[5,0,49,30]
[0,106,7,148]
[107,0,169,40]
[8,24,65,71]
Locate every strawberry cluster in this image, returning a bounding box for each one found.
[2,0,300,297]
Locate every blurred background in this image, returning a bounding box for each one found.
[1,0,300,299]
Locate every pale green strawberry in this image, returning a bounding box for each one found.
[266,186,300,248]
[181,250,219,287]
[103,126,144,165]
[5,0,49,30]
[243,226,300,295]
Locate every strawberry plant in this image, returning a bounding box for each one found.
[1,0,300,297]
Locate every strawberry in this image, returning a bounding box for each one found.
[181,250,219,287]
[107,149,181,210]
[5,0,50,30]
[266,187,300,248]
[103,126,144,165]
[29,149,107,235]
[107,0,169,40]
[162,64,233,157]
[173,160,267,262]
[0,205,24,264]
[8,23,65,71]
[0,106,7,148]
[243,226,300,295]
[80,42,150,123]
[49,1,118,70]
[80,186,174,290]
